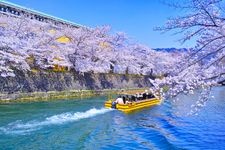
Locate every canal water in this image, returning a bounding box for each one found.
[0,87,224,150]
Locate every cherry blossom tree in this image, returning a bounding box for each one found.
[152,0,225,114]
[0,10,184,83]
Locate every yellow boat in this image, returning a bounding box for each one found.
[105,89,161,113]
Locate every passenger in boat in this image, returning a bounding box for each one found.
[147,93,155,99]
[139,93,143,100]
[135,96,138,101]
[115,96,124,104]
[123,96,126,104]
[147,93,150,99]
[151,94,155,98]
[127,95,130,100]
[146,92,149,99]
[131,95,136,102]
[136,93,140,101]
[143,93,147,100]
[145,90,150,99]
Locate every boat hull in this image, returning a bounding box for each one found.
[105,98,161,113]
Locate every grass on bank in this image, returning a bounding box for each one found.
[0,88,147,104]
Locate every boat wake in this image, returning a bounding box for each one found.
[0,108,112,135]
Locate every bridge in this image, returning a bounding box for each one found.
[0,0,82,28]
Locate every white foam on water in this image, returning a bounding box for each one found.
[0,108,112,135]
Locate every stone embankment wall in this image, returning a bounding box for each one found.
[0,70,152,102]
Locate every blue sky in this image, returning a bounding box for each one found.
[4,0,195,48]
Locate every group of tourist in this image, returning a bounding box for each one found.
[114,91,155,105]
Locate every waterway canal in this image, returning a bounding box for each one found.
[0,87,224,149]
